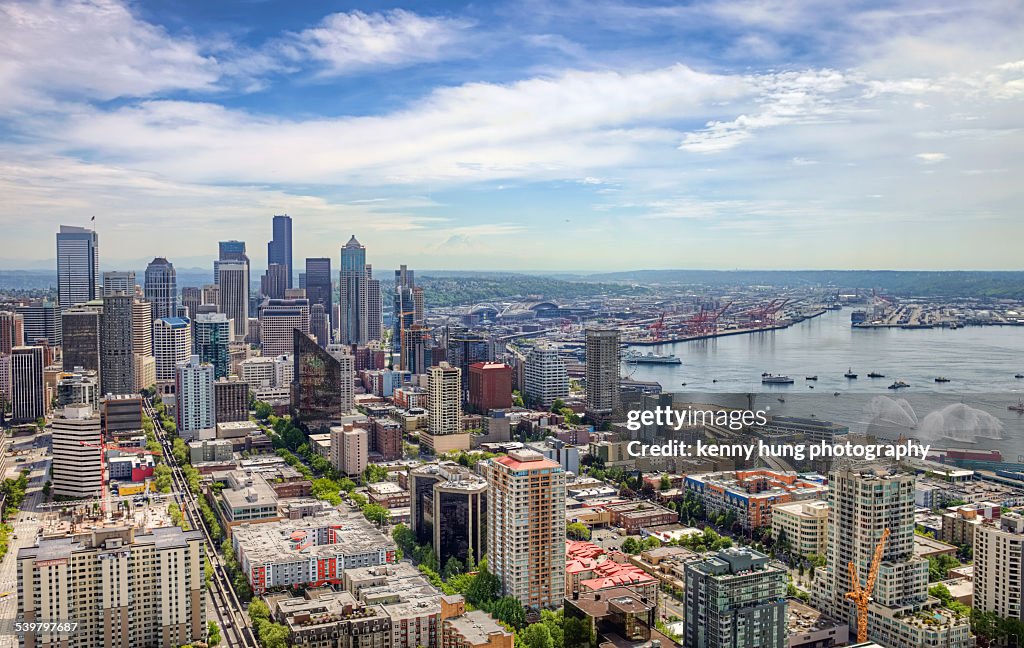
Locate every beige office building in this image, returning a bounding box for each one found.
[331,423,368,477]
[771,499,829,558]
[973,512,1024,621]
[51,404,102,499]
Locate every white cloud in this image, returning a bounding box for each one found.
[0,0,219,111]
[280,10,470,76]
[915,152,949,163]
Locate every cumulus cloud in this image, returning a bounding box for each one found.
[279,10,471,76]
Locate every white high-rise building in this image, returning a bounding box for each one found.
[51,404,102,498]
[18,526,207,648]
[153,317,192,382]
[974,512,1024,621]
[486,449,566,610]
[175,355,215,440]
[56,225,99,311]
[217,260,250,339]
[523,345,568,409]
[259,298,310,357]
[812,464,972,648]
[102,270,136,296]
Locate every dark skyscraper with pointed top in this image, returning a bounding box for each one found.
[268,214,293,289]
[144,258,177,321]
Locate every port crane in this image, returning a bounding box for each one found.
[846,527,890,644]
[648,312,666,341]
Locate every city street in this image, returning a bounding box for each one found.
[0,432,51,648]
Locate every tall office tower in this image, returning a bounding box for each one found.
[259,297,310,357]
[339,235,368,345]
[486,449,566,609]
[175,355,215,439]
[144,257,178,321]
[51,404,102,498]
[427,361,462,434]
[585,328,620,419]
[61,306,101,374]
[413,286,424,323]
[100,293,135,396]
[101,270,135,296]
[217,260,250,339]
[523,345,568,408]
[310,303,329,348]
[10,346,45,423]
[219,239,247,261]
[193,313,231,379]
[0,311,24,356]
[56,368,99,409]
[153,317,192,382]
[298,273,306,289]
[268,214,293,288]
[974,512,1024,622]
[131,299,153,357]
[214,378,249,422]
[181,286,202,318]
[17,526,207,648]
[683,548,787,648]
[56,224,99,310]
[305,257,332,327]
[410,462,488,569]
[402,325,431,375]
[392,265,416,368]
[201,284,220,308]
[329,423,368,477]
[292,331,351,422]
[446,326,491,400]
[17,301,61,345]
[812,463,972,648]
[260,263,289,300]
[366,265,382,341]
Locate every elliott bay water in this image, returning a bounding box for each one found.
[625,309,1024,463]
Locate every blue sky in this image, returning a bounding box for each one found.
[1,0,1022,272]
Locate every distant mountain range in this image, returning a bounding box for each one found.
[4,268,1024,301]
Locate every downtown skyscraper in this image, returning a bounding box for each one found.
[56,224,99,311]
[100,293,136,395]
[585,327,620,419]
[339,235,368,345]
[305,258,332,321]
[217,259,249,339]
[144,257,178,320]
[392,265,417,370]
[268,214,293,289]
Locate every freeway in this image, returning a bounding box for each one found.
[144,400,258,648]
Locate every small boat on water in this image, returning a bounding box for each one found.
[1016,373,1024,379]
[808,385,815,389]
[844,368,858,379]
[777,397,785,403]
[934,377,951,383]
[833,392,840,396]
[762,372,794,384]
[867,371,885,378]
[888,380,910,390]
[1010,399,1024,413]
[805,375,818,381]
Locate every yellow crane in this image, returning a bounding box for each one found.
[846,527,891,644]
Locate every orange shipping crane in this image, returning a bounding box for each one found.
[846,527,891,643]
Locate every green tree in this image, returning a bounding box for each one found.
[207,621,221,646]
[172,437,189,465]
[563,616,595,648]
[566,522,591,541]
[253,401,272,420]
[363,464,389,483]
[490,596,526,629]
[520,623,555,648]
[620,537,640,554]
[659,474,671,491]
[362,503,391,527]
[466,566,502,606]
[248,599,271,623]
[153,464,173,493]
[442,556,465,580]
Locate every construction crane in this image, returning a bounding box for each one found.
[648,312,666,341]
[80,441,162,517]
[846,527,891,644]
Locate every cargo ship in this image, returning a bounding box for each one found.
[761,373,795,384]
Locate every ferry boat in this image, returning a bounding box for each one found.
[888,380,910,390]
[934,377,950,383]
[1009,399,1024,413]
[844,368,858,379]
[761,373,795,384]
[625,351,681,365]
[867,371,885,378]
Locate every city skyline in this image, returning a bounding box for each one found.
[1,0,1022,271]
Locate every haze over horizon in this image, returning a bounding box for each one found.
[2,0,1022,270]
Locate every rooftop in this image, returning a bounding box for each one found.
[446,609,513,644]
[233,512,395,565]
